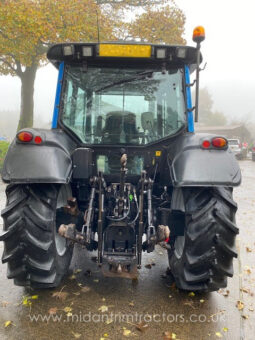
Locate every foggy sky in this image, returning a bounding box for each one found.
[0,0,254,126]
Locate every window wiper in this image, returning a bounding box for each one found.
[95,71,153,93]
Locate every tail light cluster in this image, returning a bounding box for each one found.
[17,131,42,144]
[201,137,228,150]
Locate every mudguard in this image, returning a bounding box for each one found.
[1,129,76,184]
[168,132,241,187]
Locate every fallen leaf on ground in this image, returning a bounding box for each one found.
[223,327,228,332]
[52,291,69,301]
[135,322,148,332]
[188,292,195,297]
[105,319,113,325]
[242,315,249,319]
[248,307,254,312]
[74,269,82,274]
[22,296,32,307]
[1,301,9,307]
[246,247,252,252]
[218,289,230,297]
[63,306,73,313]
[244,266,252,275]
[48,307,58,315]
[69,274,76,280]
[81,286,91,293]
[66,312,72,317]
[71,331,81,338]
[236,300,244,311]
[93,279,99,283]
[240,287,253,296]
[129,301,134,307]
[4,320,14,328]
[102,297,106,302]
[163,331,177,339]
[123,328,132,337]
[31,295,38,300]
[215,332,222,338]
[98,305,108,313]
[200,299,205,303]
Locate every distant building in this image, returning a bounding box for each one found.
[196,124,251,143]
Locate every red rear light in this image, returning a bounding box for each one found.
[202,140,211,148]
[34,136,42,144]
[17,131,33,142]
[212,137,227,148]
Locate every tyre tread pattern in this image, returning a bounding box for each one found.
[1,184,72,288]
[169,187,238,292]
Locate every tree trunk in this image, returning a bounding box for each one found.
[17,64,37,131]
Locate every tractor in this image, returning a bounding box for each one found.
[0,27,241,291]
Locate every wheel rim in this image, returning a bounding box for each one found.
[55,185,72,256]
[174,236,185,259]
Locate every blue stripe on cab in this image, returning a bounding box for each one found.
[185,65,194,133]
[52,62,64,129]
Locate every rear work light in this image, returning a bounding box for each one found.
[17,131,33,142]
[156,48,166,59]
[63,45,74,56]
[82,46,93,57]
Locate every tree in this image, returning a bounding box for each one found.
[0,0,185,130]
[0,0,114,130]
[128,3,186,44]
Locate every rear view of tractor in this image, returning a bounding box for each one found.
[1,27,241,291]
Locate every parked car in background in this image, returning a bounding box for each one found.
[228,139,247,160]
[252,142,255,161]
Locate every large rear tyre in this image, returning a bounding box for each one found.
[168,187,238,292]
[0,184,73,288]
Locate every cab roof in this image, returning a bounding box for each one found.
[47,42,201,72]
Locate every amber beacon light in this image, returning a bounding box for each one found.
[192,26,205,43]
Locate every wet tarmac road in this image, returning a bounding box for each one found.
[0,160,254,340]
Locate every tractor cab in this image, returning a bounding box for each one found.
[48,42,199,179]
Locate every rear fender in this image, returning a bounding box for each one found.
[168,133,241,187]
[1,129,76,184]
